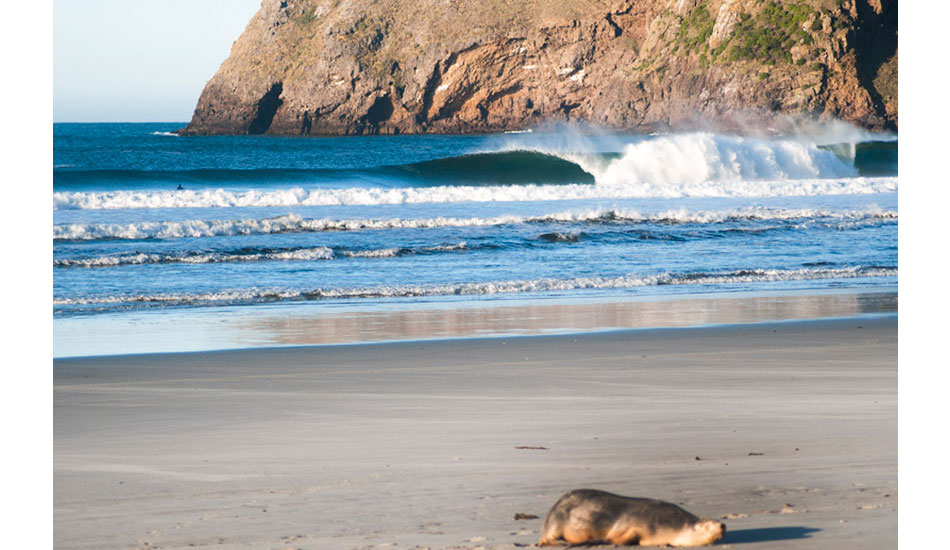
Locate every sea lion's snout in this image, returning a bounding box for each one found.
[694,519,726,544]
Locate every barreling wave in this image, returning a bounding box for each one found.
[53,133,896,209]
[52,207,897,242]
[54,266,897,310]
[392,150,595,184]
[819,141,898,176]
[54,242,470,268]
[54,130,897,195]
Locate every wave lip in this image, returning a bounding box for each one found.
[391,150,595,185]
[54,266,897,309]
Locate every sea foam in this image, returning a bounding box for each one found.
[53,177,897,210]
[53,207,897,242]
[55,243,471,267]
[54,203,891,266]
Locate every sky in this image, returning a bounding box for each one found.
[54,0,262,122]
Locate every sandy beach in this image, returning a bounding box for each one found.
[54,316,896,550]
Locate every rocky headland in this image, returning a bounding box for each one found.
[180,0,897,136]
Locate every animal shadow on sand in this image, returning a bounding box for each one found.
[721,526,821,544]
[523,527,820,548]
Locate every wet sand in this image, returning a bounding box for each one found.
[54,316,896,549]
[54,290,897,357]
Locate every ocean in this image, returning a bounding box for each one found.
[53,122,897,357]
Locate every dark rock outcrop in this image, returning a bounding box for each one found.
[180,0,897,136]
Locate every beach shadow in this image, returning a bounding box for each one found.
[722,526,821,544]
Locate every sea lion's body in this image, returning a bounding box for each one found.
[539,489,725,547]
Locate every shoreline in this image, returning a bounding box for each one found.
[55,312,897,364]
[54,288,897,358]
[55,316,897,549]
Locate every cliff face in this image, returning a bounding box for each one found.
[180,0,897,136]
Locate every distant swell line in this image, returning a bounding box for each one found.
[54,266,897,307]
[53,207,898,242]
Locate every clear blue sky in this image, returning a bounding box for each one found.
[54,0,262,122]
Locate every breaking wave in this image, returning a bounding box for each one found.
[52,207,897,242]
[54,266,898,309]
[53,177,896,210]
[53,132,896,209]
[54,243,471,268]
[570,133,858,185]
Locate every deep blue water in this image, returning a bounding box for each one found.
[53,122,897,353]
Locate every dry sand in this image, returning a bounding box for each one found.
[54,316,896,549]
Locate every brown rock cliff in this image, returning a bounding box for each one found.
[180,0,897,136]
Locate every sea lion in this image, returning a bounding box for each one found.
[538,489,725,547]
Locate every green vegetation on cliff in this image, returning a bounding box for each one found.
[676,2,715,51]
[714,2,816,65]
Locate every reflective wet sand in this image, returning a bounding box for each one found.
[55,290,896,357]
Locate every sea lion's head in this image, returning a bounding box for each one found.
[692,519,726,545]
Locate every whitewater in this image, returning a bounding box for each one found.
[53,123,897,354]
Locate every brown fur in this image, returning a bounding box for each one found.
[539,489,725,547]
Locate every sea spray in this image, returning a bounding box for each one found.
[493,122,892,183]
[588,133,858,186]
